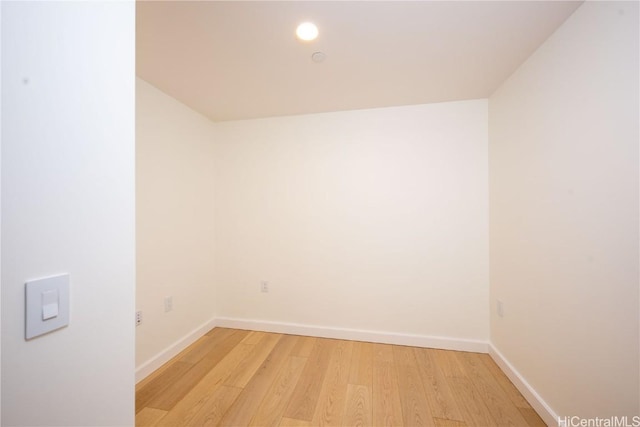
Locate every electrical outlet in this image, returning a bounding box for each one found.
[164,296,173,312]
[136,310,142,326]
[497,300,504,318]
[260,281,269,293]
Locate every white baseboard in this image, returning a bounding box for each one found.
[215,317,488,353]
[135,317,218,383]
[489,343,558,427]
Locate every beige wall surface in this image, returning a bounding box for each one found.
[2,2,136,425]
[136,78,217,367]
[489,0,639,419]
[214,100,489,341]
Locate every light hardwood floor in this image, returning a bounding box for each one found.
[136,328,546,426]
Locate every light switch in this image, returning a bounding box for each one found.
[25,274,70,339]
[42,289,59,320]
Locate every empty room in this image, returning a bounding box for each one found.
[1,1,638,426]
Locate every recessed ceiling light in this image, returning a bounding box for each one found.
[296,22,318,41]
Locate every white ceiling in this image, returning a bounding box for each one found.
[136,1,582,122]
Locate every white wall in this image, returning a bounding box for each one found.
[489,0,639,422]
[214,100,489,342]
[1,2,135,426]
[136,79,217,370]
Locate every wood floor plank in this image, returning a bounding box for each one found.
[433,417,468,427]
[135,408,167,426]
[448,377,497,427]
[393,346,435,427]
[456,352,529,426]
[249,355,307,427]
[373,343,394,363]
[242,330,267,345]
[431,349,467,379]
[279,418,312,427]
[223,332,282,388]
[519,407,547,427]
[393,345,417,365]
[135,361,194,412]
[311,339,354,426]
[182,385,242,427]
[145,329,249,411]
[155,338,257,426]
[204,327,217,336]
[180,328,238,364]
[413,348,464,422]
[481,354,531,408]
[220,334,298,426]
[349,341,373,386]
[283,338,336,421]
[343,384,372,427]
[373,361,404,427]
[291,335,317,357]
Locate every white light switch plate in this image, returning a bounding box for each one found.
[25,274,70,339]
